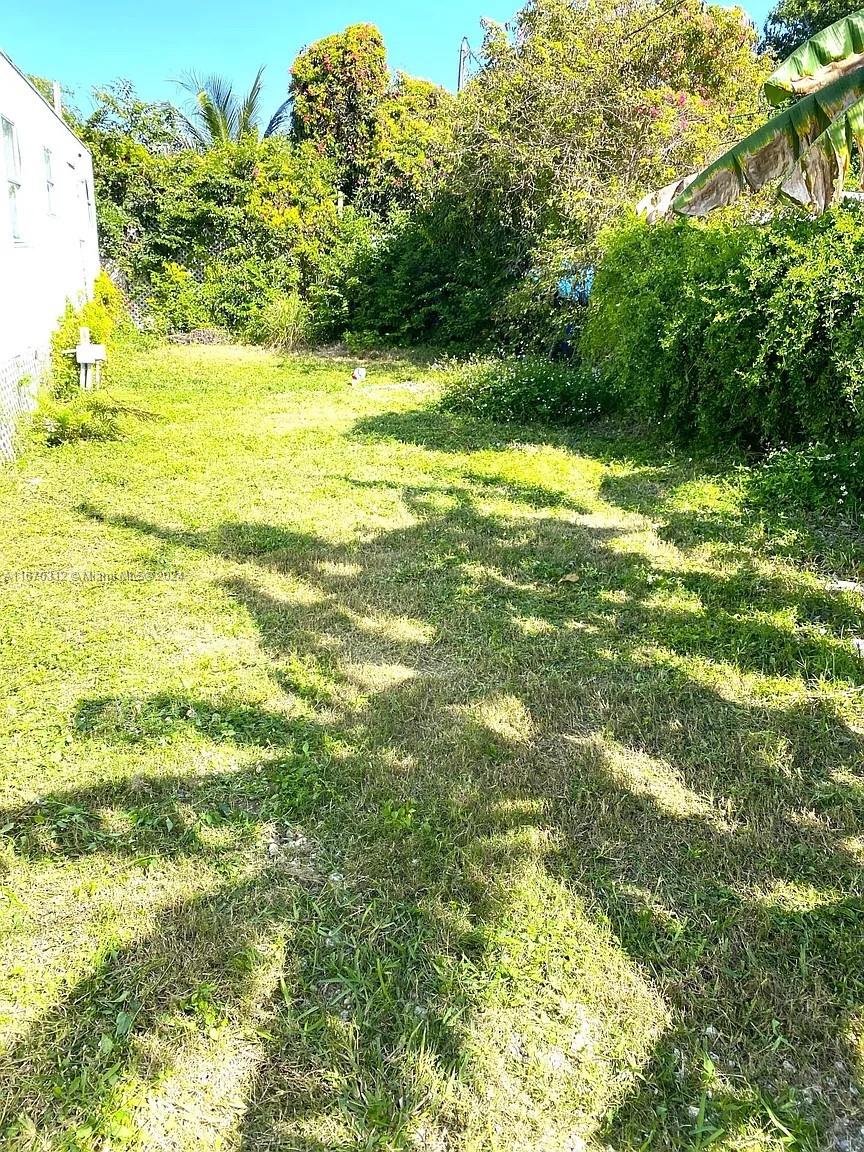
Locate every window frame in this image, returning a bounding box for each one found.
[1,115,23,242]
[44,146,54,215]
[82,177,93,229]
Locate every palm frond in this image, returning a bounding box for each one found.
[263,99,292,138]
[173,68,289,148]
[175,70,238,148]
[781,94,864,211]
[636,175,696,223]
[199,89,235,145]
[238,66,265,139]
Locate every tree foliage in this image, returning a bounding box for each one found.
[363,73,455,211]
[447,0,768,247]
[289,24,390,197]
[344,0,770,345]
[81,82,187,269]
[80,81,362,335]
[79,3,770,348]
[85,80,185,153]
[288,25,453,205]
[27,75,82,131]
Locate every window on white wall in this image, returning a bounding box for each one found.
[1,117,22,241]
[83,178,93,227]
[44,148,54,214]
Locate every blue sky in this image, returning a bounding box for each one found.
[3,0,775,116]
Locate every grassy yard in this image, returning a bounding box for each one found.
[0,345,862,1152]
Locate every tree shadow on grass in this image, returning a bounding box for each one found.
[5,453,863,1148]
[0,699,471,1150]
[0,867,364,1151]
[350,407,577,456]
[597,457,864,577]
[350,407,695,464]
[353,404,864,577]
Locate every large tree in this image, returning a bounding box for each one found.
[288,25,454,206]
[448,0,770,250]
[289,24,390,197]
[345,0,771,346]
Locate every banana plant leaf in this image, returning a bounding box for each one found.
[636,175,696,223]
[780,94,864,211]
[673,68,864,216]
[765,9,864,106]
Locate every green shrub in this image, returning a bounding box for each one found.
[304,210,376,341]
[147,250,318,340]
[338,213,591,354]
[50,272,134,397]
[147,263,209,333]
[343,330,380,354]
[491,235,593,355]
[344,206,522,348]
[440,355,611,425]
[582,208,864,448]
[202,260,297,335]
[88,133,350,340]
[33,395,123,446]
[254,293,310,351]
[747,439,864,521]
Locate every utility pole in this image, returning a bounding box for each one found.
[457,37,471,93]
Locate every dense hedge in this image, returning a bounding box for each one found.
[343,211,593,353]
[93,137,363,341]
[343,206,522,348]
[581,208,864,448]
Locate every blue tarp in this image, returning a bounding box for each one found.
[555,267,594,304]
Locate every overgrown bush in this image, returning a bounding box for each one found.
[440,355,611,425]
[582,208,864,447]
[33,394,123,445]
[147,263,210,333]
[254,293,310,351]
[82,5,767,349]
[87,132,353,338]
[202,260,296,335]
[344,205,523,347]
[304,210,376,341]
[49,272,135,397]
[491,234,596,355]
[333,0,767,348]
[747,438,864,520]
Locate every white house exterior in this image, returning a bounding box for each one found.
[0,50,100,457]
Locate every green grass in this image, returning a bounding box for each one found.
[0,344,862,1152]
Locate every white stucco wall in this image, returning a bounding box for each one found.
[0,49,100,455]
